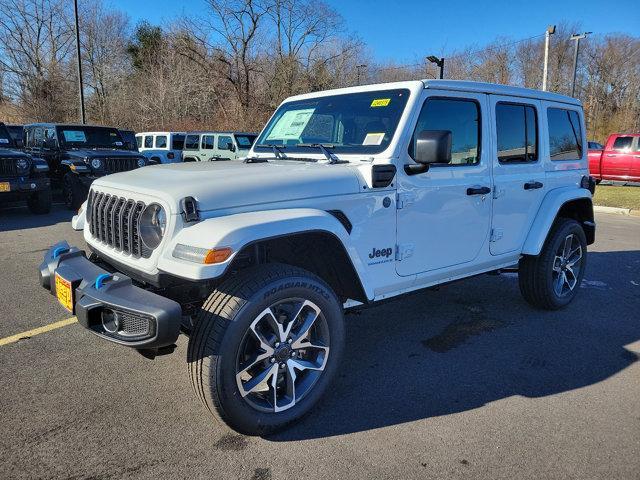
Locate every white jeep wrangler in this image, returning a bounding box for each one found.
[39,80,596,435]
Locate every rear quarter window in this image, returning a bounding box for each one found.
[547,108,583,161]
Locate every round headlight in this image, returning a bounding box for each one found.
[15,158,30,172]
[139,203,166,250]
[91,158,103,170]
[137,158,146,168]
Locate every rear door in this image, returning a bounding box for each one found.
[201,134,216,161]
[489,96,546,255]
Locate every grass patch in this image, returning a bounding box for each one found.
[593,185,640,210]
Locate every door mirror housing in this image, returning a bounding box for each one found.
[43,137,57,150]
[227,142,236,152]
[14,139,24,149]
[405,130,452,175]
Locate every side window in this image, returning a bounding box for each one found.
[155,135,167,148]
[184,134,200,150]
[34,127,44,147]
[218,135,233,150]
[612,137,633,151]
[136,136,142,148]
[410,98,480,165]
[144,136,153,148]
[547,108,583,160]
[171,134,185,150]
[496,103,538,163]
[202,135,215,150]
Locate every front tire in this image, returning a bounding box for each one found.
[62,173,85,210]
[188,264,344,435]
[519,218,587,310]
[27,186,52,214]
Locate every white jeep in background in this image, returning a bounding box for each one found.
[136,131,186,164]
[39,80,596,436]
[181,131,257,162]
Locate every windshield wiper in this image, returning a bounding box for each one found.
[296,143,347,164]
[256,143,287,159]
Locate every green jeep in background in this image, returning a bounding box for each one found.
[181,131,257,162]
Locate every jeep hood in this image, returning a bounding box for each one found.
[92,161,363,213]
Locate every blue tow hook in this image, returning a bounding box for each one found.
[94,273,113,290]
[52,246,69,259]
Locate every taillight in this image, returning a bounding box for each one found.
[167,152,175,159]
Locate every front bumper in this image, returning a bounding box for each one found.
[38,241,182,348]
[0,176,49,196]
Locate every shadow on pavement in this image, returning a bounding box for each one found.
[265,249,640,440]
[0,204,74,232]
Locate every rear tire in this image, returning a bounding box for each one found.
[187,264,344,436]
[519,218,587,310]
[27,186,52,214]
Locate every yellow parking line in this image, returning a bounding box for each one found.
[0,317,77,347]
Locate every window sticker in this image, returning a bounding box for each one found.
[371,98,391,107]
[63,130,87,142]
[0,138,9,144]
[266,108,315,141]
[363,132,385,146]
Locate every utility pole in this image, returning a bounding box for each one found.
[427,56,445,79]
[570,32,591,97]
[542,25,556,91]
[356,64,367,85]
[73,0,86,124]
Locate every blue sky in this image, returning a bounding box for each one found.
[110,0,640,63]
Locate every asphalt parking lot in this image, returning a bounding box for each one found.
[0,205,638,480]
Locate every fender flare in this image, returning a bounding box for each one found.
[157,208,373,297]
[522,187,593,256]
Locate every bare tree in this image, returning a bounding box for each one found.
[0,0,75,120]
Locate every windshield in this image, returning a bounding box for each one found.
[0,125,14,148]
[6,125,23,142]
[234,134,257,150]
[56,126,125,148]
[254,88,410,155]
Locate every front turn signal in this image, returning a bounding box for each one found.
[173,244,233,264]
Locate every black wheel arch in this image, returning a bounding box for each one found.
[225,230,368,305]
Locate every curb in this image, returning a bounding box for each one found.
[594,205,640,216]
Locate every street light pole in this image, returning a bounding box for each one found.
[356,64,367,85]
[570,32,591,97]
[542,25,556,91]
[426,56,445,79]
[73,0,86,124]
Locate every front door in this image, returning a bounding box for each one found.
[396,90,492,276]
[603,136,634,180]
[489,96,546,255]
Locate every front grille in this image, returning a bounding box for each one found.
[102,157,140,174]
[88,190,150,258]
[0,158,19,177]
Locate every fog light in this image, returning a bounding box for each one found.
[101,309,120,333]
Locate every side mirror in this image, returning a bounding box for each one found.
[43,137,57,150]
[227,142,235,152]
[406,130,452,175]
[14,139,24,149]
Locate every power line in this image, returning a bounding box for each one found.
[373,32,548,74]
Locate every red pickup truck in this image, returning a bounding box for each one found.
[588,134,640,183]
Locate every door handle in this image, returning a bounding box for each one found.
[467,186,491,195]
[633,155,640,158]
[606,154,617,157]
[524,181,544,190]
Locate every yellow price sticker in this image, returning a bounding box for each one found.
[371,98,391,107]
